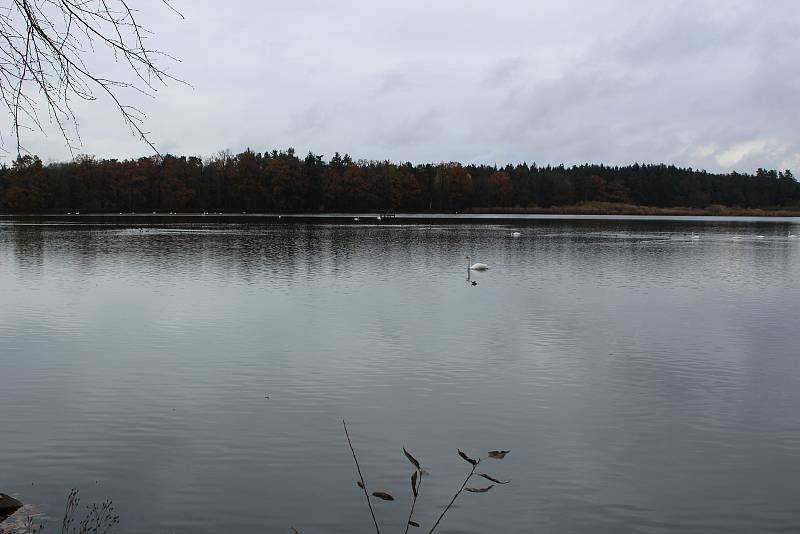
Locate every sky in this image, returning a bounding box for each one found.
[12,0,800,172]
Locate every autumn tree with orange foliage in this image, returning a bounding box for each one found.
[0,149,798,214]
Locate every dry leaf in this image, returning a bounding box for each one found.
[487,450,510,459]
[356,480,364,489]
[408,520,420,528]
[371,491,394,501]
[478,473,510,484]
[465,485,495,493]
[411,471,418,497]
[458,449,478,465]
[403,448,421,469]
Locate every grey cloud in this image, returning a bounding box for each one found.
[370,109,444,151]
[484,58,524,88]
[373,68,414,96]
[11,0,800,173]
[289,104,329,136]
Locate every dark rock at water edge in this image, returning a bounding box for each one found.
[0,493,23,523]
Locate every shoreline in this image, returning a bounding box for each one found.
[466,202,800,218]
[2,205,800,220]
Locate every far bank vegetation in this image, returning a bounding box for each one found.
[1,150,798,216]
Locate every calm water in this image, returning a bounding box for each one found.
[2,215,800,534]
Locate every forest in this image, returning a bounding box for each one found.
[1,149,798,214]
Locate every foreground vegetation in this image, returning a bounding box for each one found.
[0,489,117,534]
[1,423,509,534]
[327,420,510,534]
[1,150,798,215]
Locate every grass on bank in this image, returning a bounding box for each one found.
[468,202,800,217]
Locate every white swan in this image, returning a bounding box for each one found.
[466,256,489,271]
[353,217,360,222]
[510,231,522,237]
[691,232,700,240]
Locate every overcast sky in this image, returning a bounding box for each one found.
[15,0,800,172]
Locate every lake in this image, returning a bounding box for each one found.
[1,215,800,534]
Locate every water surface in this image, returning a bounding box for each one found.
[1,216,800,533]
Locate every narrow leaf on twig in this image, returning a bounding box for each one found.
[403,448,421,469]
[411,471,418,497]
[371,491,395,501]
[291,528,301,534]
[487,450,511,459]
[356,480,364,489]
[342,420,380,534]
[408,520,420,528]
[458,449,478,465]
[465,485,495,493]
[478,473,510,484]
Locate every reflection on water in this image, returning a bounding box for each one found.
[1,216,799,534]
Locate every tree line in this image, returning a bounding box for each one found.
[1,149,798,214]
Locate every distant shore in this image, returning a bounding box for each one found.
[3,153,799,218]
[467,202,800,218]
[3,203,800,219]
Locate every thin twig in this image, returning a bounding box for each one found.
[343,419,380,534]
[427,461,478,534]
[1,0,185,155]
[404,471,423,534]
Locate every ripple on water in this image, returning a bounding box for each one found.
[1,217,799,533]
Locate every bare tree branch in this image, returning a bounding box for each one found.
[0,0,184,156]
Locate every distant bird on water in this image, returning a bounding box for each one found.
[471,280,477,286]
[510,231,522,237]
[466,256,489,271]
